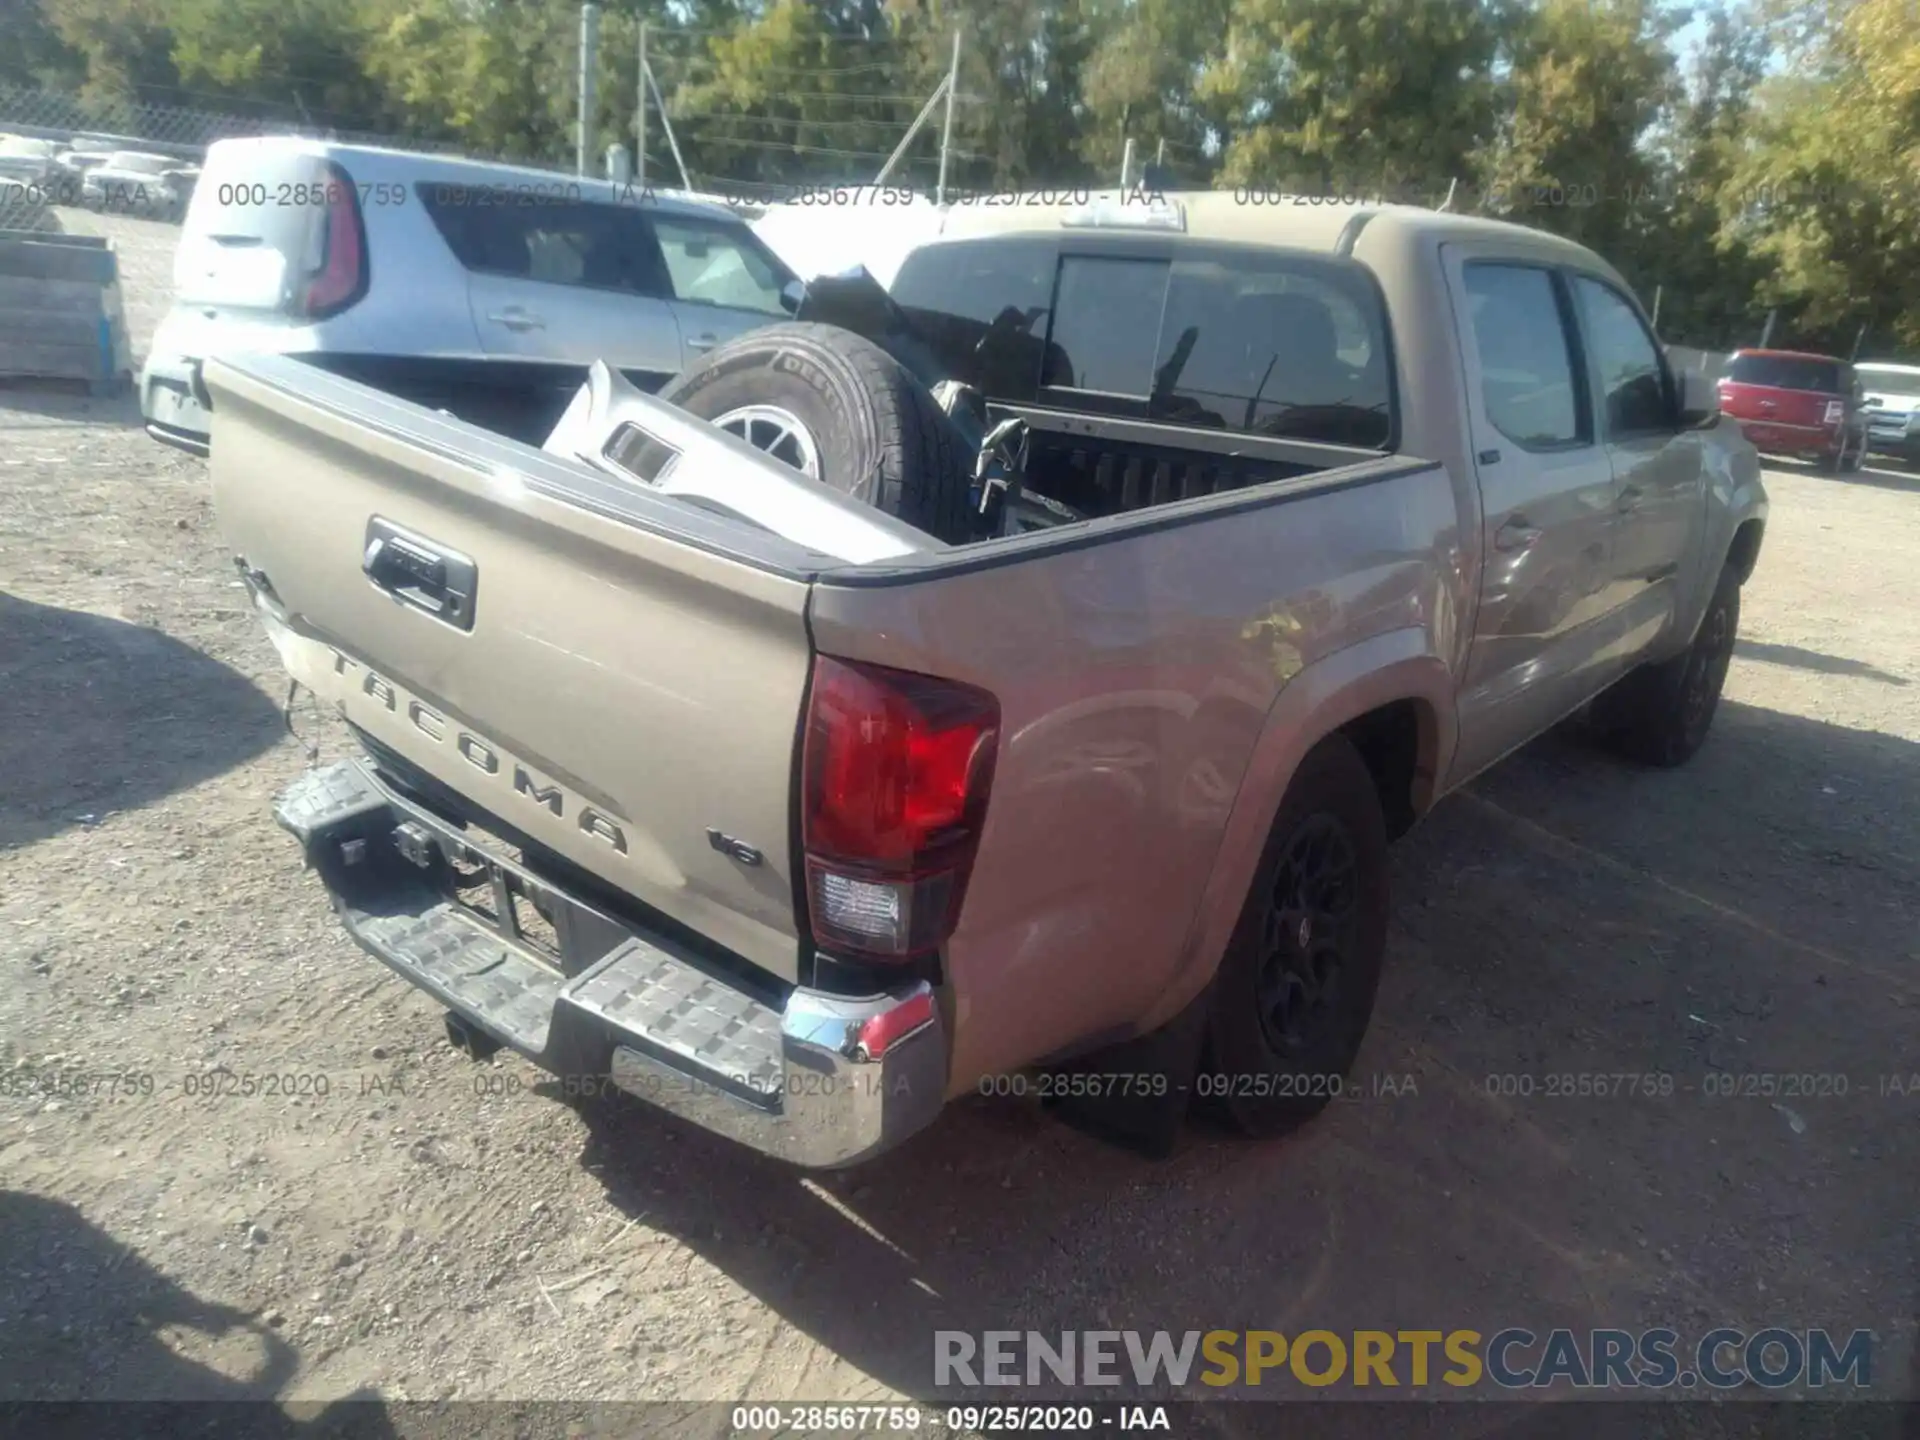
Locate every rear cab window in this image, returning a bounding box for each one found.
[888,235,1396,449]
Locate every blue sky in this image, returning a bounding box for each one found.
[1671,11,1710,67]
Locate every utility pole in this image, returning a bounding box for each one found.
[936,29,960,206]
[636,21,647,188]
[1651,285,1663,331]
[1850,322,1868,360]
[1120,137,1135,190]
[1759,308,1777,348]
[577,3,599,177]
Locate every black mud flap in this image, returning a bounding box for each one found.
[1041,986,1211,1159]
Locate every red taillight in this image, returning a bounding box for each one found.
[802,656,998,960]
[303,164,366,318]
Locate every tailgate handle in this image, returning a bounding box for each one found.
[363,519,478,631]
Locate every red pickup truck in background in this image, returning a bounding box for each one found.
[1717,348,1869,472]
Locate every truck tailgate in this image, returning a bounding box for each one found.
[205,353,817,983]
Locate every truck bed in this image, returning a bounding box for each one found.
[206,350,1450,1029]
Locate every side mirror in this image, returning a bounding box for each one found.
[1676,369,1719,429]
[779,278,806,315]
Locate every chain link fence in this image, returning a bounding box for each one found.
[0,83,437,162]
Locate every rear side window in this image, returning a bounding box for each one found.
[1147,253,1393,447]
[650,215,791,315]
[1727,353,1844,393]
[418,186,671,299]
[1462,263,1587,448]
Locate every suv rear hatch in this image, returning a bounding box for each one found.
[205,352,824,983]
[165,141,367,356]
[1718,352,1848,444]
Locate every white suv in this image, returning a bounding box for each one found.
[142,137,801,453]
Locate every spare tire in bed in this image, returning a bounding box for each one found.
[659,322,974,544]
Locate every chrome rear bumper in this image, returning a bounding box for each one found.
[272,759,948,1168]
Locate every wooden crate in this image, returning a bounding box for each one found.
[0,228,134,394]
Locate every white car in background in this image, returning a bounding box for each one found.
[1857,360,1920,467]
[81,151,198,220]
[141,136,802,455]
[0,135,60,187]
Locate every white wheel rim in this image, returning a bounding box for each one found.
[713,405,822,480]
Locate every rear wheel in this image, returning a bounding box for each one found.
[659,322,973,543]
[1205,734,1390,1137]
[1591,562,1740,767]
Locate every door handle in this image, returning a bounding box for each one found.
[686,332,718,353]
[1494,518,1543,552]
[486,308,544,332]
[363,518,478,630]
[1617,484,1643,512]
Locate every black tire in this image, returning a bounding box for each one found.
[659,322,973,543]
[1205,733,1390,1137]
[1591,563,1740,767]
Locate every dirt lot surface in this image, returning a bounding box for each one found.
[0,212,1914,1424]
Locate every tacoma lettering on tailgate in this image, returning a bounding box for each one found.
[328,649,630,854]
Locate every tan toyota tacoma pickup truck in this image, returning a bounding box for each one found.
[207,194,1767,1167]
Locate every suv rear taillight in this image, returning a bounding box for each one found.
[302,163,367,319]
[802,656,998,960]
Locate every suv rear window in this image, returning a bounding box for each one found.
[888,237,1394,448]
[1728,353,1847,394]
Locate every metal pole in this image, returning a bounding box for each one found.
[936,29,960,206]
[577,3,599,177]
[875,77,948,187]
[1850,322,1867,360]
[1651,285,1662,330]
[1155,137,1165,166]
[644,60,693,192]
[1759,308,1777,348]
[636,21,647,189]
[1120,137,1134,190]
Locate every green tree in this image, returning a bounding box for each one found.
[1077,0,1226,183]
[1199,0,1510,198]
[1725,0,1920,350]
[0,0,88,91]
[669,0,910,188]
[167,0,398,127]
[887,0,1102,193]
[1473,0,1683,266]
[40,0,180,98]
[1643,2,1772,345]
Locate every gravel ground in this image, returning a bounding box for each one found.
[0,212,1915,1421]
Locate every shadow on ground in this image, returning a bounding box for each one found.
[0,593,281,850]
[0,377,143,428]
[555,699,1914,1422]
[0,1193,394,1436]
[1736,639,1909,686]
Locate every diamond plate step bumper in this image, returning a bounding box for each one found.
[273,759,948,1168]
